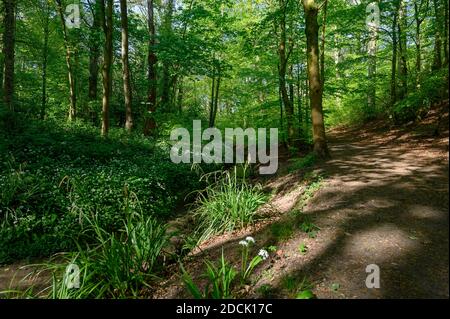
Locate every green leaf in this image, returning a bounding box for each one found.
[296,290,316,299]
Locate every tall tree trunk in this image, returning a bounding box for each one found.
[177,78,183,114]
[303,0,329,158]
[320,0,328,87]
[213,70,221,127]
[0,9,4,97]
[297,63,303,139]
[209,68,216,128]
[88,0,101,102]
[432,0,442,70]
[41,2,50,120]
[413,0,425,88]
[100,0,113,137]
[56,0,77,121]
[120,0,133,132]
[144,0,158,136]
[367,3,378,114]
[2,0,16,112]
[160,0,174,111]
[277,64,285,146]
[397,0,408,100]
[289,64,295,114]
[444,0,449,66]
[278,0,295,146]
[390,3,399,106]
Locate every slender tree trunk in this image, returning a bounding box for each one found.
[367,4,378,114]
[41,2,50,120]
[320,0,328,87]
[303,0,329,158]
[278,0,295,146]
[101,0,113,137]
[88,0,101,102]
[289,65,295,113]
[397,0,408,100]
[120,0,133,132]
[297,63,303,139]
[413,0,424,88]
[444,0,449,66]
[391,3,399,106]
[432,0,442,70]
[0,9,4,96]
[2,0,16,112]
[56,0,77,120]
[177,78,183,114]
[213,70,221,126]
[160,0,174,111]
[144,0,158,136]
[209,70,216,128]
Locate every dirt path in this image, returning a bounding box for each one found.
[2,106,449,299]
[154,105,449,299]
[299,128,448,298]
[251,105,449,299]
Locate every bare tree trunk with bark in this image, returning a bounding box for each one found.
[2,0,16,112]
[278,0,295,146]
[120,0,133,132]
[144,0,158,136]
[397,0,408,100]
[390,2,399,106]
[432,0,442,70]
[41,1,50,119]
[100,0,113,137]
[56,0,77,121]
[88,0,101,102]
[303,0,329,158]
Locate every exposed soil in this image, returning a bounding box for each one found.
[155,102,449,299]
[2,103,449,299]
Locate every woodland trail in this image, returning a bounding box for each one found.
[293,112,449,298]
[2,106,449,299]
[155,104,449,299]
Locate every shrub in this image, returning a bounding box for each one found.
[392,68,449,124]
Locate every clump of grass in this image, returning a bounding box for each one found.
[3,195,169,299]
[191,165,267,244]
[181,250,237,299]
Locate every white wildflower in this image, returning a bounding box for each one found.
[258,249,269,260]
[239,240,249,247]
[246,236,255,244]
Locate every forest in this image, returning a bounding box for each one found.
[0,0,448,300]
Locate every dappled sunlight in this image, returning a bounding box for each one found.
[343,224,419,260]
[407,205,448,221]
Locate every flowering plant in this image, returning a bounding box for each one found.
[239,236,269,283]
